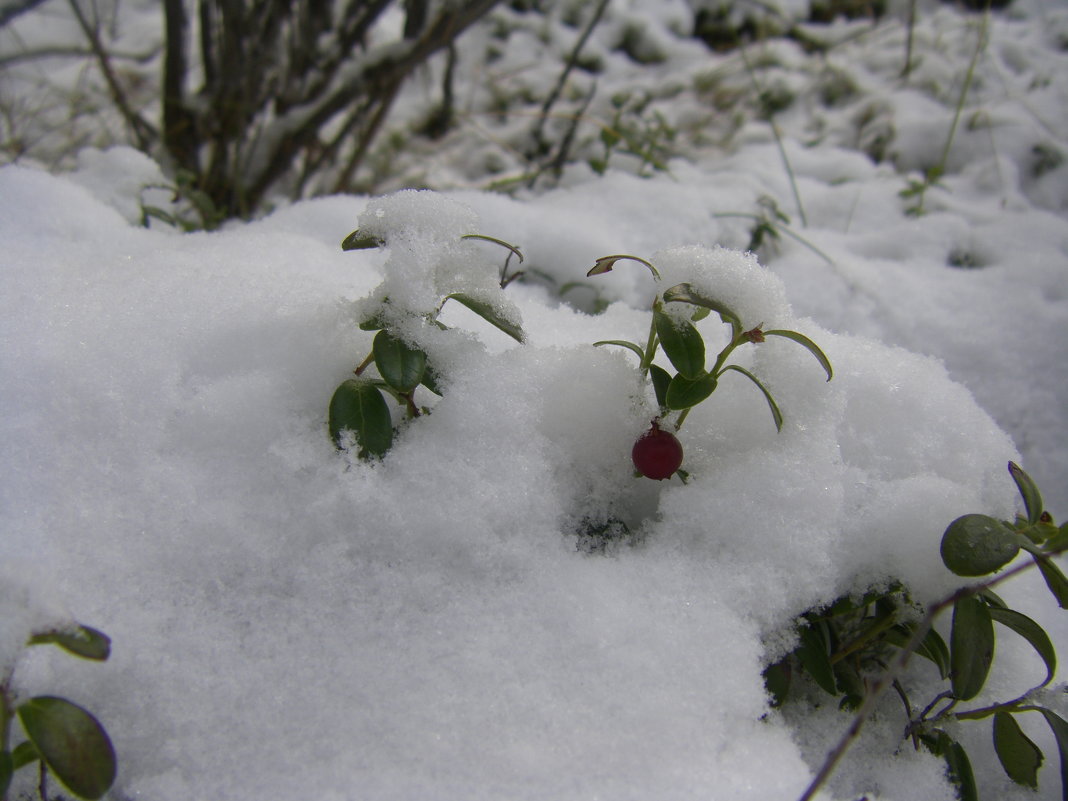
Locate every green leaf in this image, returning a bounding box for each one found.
[12,740,39,769]
[341,229,383,250]
[586,254,660,279]
[1035,708,1068,799]
[140,205,180,228]
[27,625,110,661]
[763,329,833,381]
[328,380,393,458]
[796,623,837,695]
[763,660,791,707]
[720,364,783,431]
[592,340,646,363]
[372,330,426,393]
[649,364,672,409]
[1019,540,1068,609]
[987,606,1056,686]
[950,595,995,701]
[1045,522,1068,553]
[654,309,705,379]
[885,623,950,680]
[660,283,742,332]
[993,711,1043,789]
[444,293,525,343]
[1008,462,1044,525]
[942,733,979,801]
[420,364,443,396]
[940,514,1020,576]
[460,234,524,264]
[665,372,718,411]
[0,750,11,798]
[17,696,116,800]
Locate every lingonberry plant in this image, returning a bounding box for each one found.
[329,229,526,459]
[775,463,1068,801]
[1,624,116,801]
[585,254,832,480]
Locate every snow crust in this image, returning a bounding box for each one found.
[2,1,1067,799]
[3,158,1060,800]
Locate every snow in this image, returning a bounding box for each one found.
[2,1,1067,800]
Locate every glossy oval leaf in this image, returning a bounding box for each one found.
[445,293,525,343]
[660,283,742,331]
[885,623,950,680]
[12,740,39,769]
[665,372,717,411]
[993,711,1043,788]
[27,625,110,661]
[372,330,426,393]
[1024,545,1068,609]
[796,623,837,695]
[720,365,783,431]
[940,514,1019,576]
[763,660,791,707]
[0,750,11,798]
[763,329,833,382]
[341,229,383,250]
[649,364,672,410]
[586,254,660,279]
[592,340,646,363]
[654,309,705,379]
[17,696,116,800]
[987,606,1056,686]
[1008,461,1044,525]
[1035,708,1068,798]
[942,733,979,801]
[950,596,995,701]
[328,380,393,457]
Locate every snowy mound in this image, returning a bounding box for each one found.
[3,166,1043,800]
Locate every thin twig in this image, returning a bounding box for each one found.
[529,0,610,156]
[66,0,155,150]
[739,44,807,228]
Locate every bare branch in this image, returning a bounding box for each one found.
[67,0,156,150]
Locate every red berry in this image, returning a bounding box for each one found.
[632,423,683,480]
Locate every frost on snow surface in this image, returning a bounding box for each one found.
[2,159,1063,801]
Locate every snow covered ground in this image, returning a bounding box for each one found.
[1,1,1067,799]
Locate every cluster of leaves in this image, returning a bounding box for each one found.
[1,624,116,800]
[587,254,831,477]
[771,463,1068,801]
[713,196,833,265]
[328,231,526,459]
[139,168,225,232]
[588,92,677,177]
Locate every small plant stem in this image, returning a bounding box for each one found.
[830,613,898,664]
[953,692,1045,722]
[530,0,610,156]
[639,309,660,377]
[891,678,920,749]
[401,392,421,419]
[739,45,807,228]
[353,351,375,376]
[712,213,834,265]
[938,13,987,172]
[796,553,1054,801]
[710,334,745,379]
[902,0,917,81]
[911,12,988,214]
